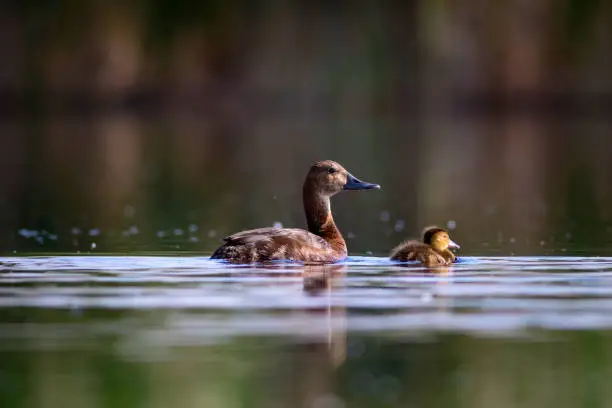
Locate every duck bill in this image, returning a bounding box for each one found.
[343,172,380,190]
[448,239,460,249]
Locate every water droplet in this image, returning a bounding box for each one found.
[347,232,356,239]
[272,221,283,228]
[156,231,166,238]
[379,211,390,222]
[174,229,184,236]
[540,240,546,246]
[35,236,44,244]
[446,220,456,230]
[188,224,198,233]
[509,237,516,243]
[88,228,100,237]
[366,251,373,255]
[189,236,199,243]
[128,226,139,235]
[122,230,130,237]
[564,232,572,240]
[71,227,82,235]
[12,250,17,254]
[18,228,38,238]
[48,234,58,240]
[208,230,217,238]
[91,242,97,250]
[394,220,405,232]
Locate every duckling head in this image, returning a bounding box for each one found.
[423,227,460,252]
[305,160,380,197]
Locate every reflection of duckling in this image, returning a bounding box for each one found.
[390,226,460,267]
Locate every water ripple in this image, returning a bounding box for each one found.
[2,255,612,351]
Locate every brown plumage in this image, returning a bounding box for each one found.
[390,226,460,267]
[211,160,380,263]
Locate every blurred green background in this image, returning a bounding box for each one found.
[2,3,612,408]
[1,0,611,255]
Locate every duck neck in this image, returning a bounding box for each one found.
[303,186,346,254]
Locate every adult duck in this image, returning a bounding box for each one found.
[211,160,380,263]
[390,226,460,266]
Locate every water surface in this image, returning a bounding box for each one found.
[2,256,612,407]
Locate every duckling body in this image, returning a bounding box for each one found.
[390,227,459,267]
[211,160,380,264]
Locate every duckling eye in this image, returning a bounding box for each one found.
[328,168,337,174]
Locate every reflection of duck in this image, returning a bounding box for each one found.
[390,226,460,267]
[301,264,347,368]
[302,264,345,295]
[211,160,379,263]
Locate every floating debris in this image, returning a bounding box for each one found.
[88,228,100,237]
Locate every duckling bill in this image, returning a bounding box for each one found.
[390,226,460,267]
[211,160,380,264]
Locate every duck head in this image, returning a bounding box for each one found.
[423,226,460,252]
[305,160,380,197]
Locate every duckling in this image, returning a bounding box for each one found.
[390,226,460,267]
[211,160,380,263]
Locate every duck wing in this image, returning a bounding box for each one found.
[211,227,339,263]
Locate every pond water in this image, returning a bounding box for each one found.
[2,255,612,408]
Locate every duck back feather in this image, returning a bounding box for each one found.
[211,227,340,263]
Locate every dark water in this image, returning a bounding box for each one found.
[2,256,612,408]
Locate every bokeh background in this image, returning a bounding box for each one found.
[1,0,612,256]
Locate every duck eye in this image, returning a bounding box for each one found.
[328,168,337,174]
